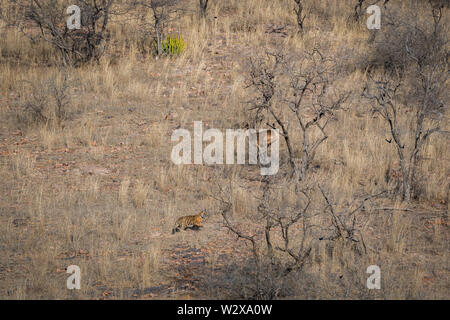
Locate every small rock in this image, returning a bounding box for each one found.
[81,165,110,176]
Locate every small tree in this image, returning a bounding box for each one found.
[247,49,348,180]
[293,0,306,33]
[137,0,181,57]
[2,0,116,66]
[210,176,315,298]
[350,0,389,23]
[363,2,448,201]
[210,174,384,298]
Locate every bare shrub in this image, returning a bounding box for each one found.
[246,49,349,180]
[363,2,449,201]
[14,72,76,128]
[1,0,118,66]
[210,173,384,299]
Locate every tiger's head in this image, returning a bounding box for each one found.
[200,210,209,219]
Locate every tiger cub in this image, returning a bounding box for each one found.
[172,210,208,234]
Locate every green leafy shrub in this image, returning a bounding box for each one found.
[154,33,186,56]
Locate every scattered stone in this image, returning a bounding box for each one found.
[81,165,110,176]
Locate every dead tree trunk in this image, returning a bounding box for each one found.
[199,0,209,18]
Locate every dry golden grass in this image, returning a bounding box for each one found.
[0,0,448,299]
